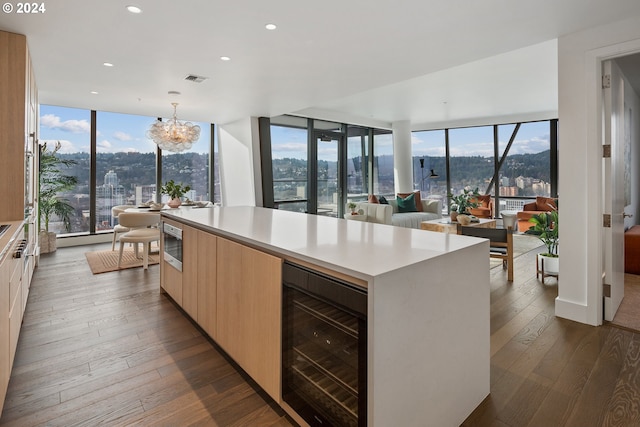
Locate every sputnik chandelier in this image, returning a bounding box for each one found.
[147,102,201,152]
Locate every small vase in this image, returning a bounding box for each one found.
[451,211,458,222]
[168,197,182,208]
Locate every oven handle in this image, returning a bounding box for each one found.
[163,222,183,239]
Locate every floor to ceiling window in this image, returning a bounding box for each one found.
[40,105,216,236]
[266,115,393,216]
[270,116,309,213]
[448,125,495,196]
[412,119,557,216]
[372,129,394,197]
[95,111,157,232]
[346,125,370,204]
[411,129,447,201]
[39,105,91,234]
[161,122,211,204]
[497,121,552,198]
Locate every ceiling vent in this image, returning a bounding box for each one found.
[184,74,208,83]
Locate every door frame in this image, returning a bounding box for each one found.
[586,39,640,324]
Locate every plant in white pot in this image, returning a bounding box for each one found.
[38,142,78,253]
[528,210,559,276]
[161,180,191,208]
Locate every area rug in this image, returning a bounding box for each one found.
[610,274,640,333]
[490,233,544,269]
[85,248,160,274]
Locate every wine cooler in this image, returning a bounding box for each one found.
[282,262,367,427]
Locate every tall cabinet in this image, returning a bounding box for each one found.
[0,30,38,414]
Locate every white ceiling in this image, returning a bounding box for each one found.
[2,0,640,129]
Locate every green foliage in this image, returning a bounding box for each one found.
[161,180,191,199]
[528,210,559,256]
[39,142,78,233]
[448,187,480,214]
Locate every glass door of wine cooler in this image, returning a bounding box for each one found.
[282,262,367,427]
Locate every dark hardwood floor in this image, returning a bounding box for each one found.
[0,243,295,427]
[1,239,639,426]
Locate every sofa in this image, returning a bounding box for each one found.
[355,194,442,229]
[516,196,557,232]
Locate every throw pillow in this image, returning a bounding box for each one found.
[397,191,422,211]
[378,195,389,204]
[396,193,418,213]
[368,194,379,204]
[397,191,420,210]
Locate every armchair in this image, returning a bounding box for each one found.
[516,196,557,232]
[468,195,493,219]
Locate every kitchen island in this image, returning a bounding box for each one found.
[161,206,489,427]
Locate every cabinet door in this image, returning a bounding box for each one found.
[240,245,282,401]
[0,257,9,413]
[196,231,217,339]
[216,238,242,357]
[216,237,282,401]
[181,225,198,319]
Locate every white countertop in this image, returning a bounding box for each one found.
[162,206,484,281]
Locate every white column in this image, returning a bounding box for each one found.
[392,120,413,193]
[218,117,262,207]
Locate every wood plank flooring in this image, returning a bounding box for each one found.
[1,240,640,426]
[0,243,294,427]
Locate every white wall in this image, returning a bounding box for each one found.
[218,117,262,207]
[557,16,640,325]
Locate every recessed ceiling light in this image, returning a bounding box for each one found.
[265,23,277,30]
[168,91,181,96]
[220,56,231,61]
[90,91,99,95]
[103,62,114,67]
[126,5,142,13]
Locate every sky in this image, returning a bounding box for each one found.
[39,105,211,155]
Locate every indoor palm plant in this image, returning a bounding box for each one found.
[161,180,191,208]
[39,142,78,253]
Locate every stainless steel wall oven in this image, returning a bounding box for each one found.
[162,221,182,271]
[282,262,367,427]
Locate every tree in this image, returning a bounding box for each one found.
[39,142,78,233]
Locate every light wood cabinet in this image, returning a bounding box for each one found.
[181,225,198,319]
[0,248,10,413]
[0,30,36,223]
[160,222,282,402]
[196,231,217,338]
[0,225,25,414]
[216,237,282,401]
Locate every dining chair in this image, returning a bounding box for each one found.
[111,205,133,251]
[457,223,514,282]
[116,212,161,270]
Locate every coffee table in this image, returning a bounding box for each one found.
[420,217,497,234]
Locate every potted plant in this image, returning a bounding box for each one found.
[38,142,78,253]
[528,210,559,275]
[448,187,480,221]
[161,180,191,208]
[347,202,358,215]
